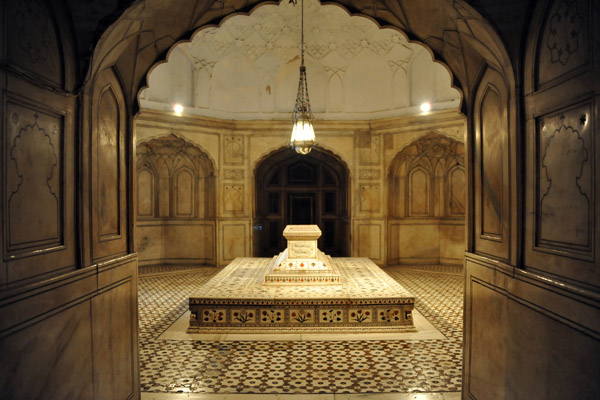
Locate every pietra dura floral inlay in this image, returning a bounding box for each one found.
[188,257,414,332]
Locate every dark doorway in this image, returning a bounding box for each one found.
[255,147,349,257]
[288,193,315,225]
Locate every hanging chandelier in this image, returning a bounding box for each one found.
[290,0,316,155]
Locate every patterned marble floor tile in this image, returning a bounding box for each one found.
[139,264,463,394]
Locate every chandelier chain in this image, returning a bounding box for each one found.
[290,0,316,154]
[301,0,305,63]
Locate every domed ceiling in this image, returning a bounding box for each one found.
[139,0,460,120]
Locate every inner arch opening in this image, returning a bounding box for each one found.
[254,146,350,257]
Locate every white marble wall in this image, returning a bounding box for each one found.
[134,109,466,266]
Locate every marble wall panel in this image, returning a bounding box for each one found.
[536,103,592,251]
[465,254,600,400]
[2,76,76,283]
[94,257,139,400]
[91,68,128,262]
[506,299,600,399]
[97,87,121,237]
[524,99,597,283]
[4,0,63,87]
[387,221,463,265]
[523,0,599,287]
[224,135,244,164]
[223,184,244,214]
[223,168,244,180]
[158,174,170,217]
[358,134,380,165]
[220,221,250,264]
[408,168,430,216]
[137,169,154,217]
[439,223,465,264]
[136,222,215,266]
[537,0,590,88]
[0,256,139,400]
[92,281,135,400]
[388,223,401,263]
[359,184,380,213]
[448,166,466,216]
[175,168,194,216]
[397,223,440,263]
[0,273,96,332]
[473,68,510,260]
[0,302,94,399]
[480,88,503,237]
[358,169,380,180]
[355,222,383,262]
[6,103,62,252]
[467,279,507,400]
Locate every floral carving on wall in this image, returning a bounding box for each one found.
[546,0,583,65]
[14,0,52,63]
[539,112,590,247]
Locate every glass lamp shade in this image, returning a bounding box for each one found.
[290,115,316,154]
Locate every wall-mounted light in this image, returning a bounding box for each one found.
[173,103,184,115]
[420,102,431,113]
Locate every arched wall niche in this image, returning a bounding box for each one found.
[135,134,216,266]
[91,67,130,262]
[388,132,465,265]
[472,67,510,261]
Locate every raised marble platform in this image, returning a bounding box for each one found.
[188,257,415,333]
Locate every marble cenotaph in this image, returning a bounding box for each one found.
[188,225,414,333]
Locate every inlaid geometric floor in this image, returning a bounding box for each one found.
[138,264,463,394]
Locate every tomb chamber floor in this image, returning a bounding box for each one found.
[138,264,463,394]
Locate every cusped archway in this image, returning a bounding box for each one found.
[254,147,350,257]
[137,0,461,120]
[87,0,515,115]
